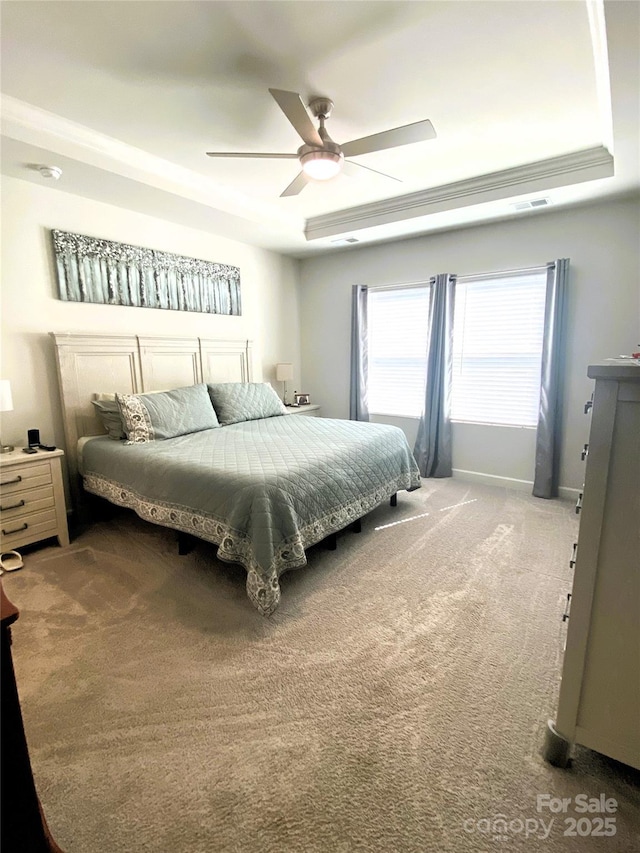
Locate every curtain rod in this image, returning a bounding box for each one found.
[457,263,552,283]
[365,263,553,291]
[367,280,430,292]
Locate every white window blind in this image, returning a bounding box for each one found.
[451,271,547,426]
[368,286,430,417]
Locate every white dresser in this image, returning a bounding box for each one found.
[544,362,640,769]
[0,448,70,552]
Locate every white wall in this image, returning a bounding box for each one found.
[0,176,301,470]
[299,197,640,493]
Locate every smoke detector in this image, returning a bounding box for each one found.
[37,165,62,180]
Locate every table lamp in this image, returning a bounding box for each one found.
[0,380,14,453]
[276,363,294,405]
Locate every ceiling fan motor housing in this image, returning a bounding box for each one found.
[308,97,334,119]
[298,104,344,179]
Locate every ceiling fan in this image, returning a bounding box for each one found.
[206,88,436,197]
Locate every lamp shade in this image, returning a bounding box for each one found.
[0,380,13,413]
[276,363,294,382]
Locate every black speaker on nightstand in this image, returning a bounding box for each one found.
[27,429,40,449]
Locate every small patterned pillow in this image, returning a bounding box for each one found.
[207,382,287,426]
[117,384,219,444]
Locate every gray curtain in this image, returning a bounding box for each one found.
[533,259,569,498]
[413,274,456,477]
[350,285,370,421]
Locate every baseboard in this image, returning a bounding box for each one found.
[452,468,581,501]
[452,469,533,492]
[558,486,582,500]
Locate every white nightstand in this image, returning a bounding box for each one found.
[0,448,69,551]
[285,404,321,418]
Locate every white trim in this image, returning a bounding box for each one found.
[452,468,533,493]
[453,468,581,500]
[1,95,302,232]
[558,486,582,500]
[451,420,537,430]
[305,147,614,240]
[586,0,615,153]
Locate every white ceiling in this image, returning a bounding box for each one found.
[1,0,638,257]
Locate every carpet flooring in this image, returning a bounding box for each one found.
[4,478,639,852]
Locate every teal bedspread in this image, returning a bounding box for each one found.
[81,415,421,614]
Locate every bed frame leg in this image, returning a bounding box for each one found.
[324,532,337,551]
[390,493,397,507]
[177,532,197,556]
[350,518,362,534]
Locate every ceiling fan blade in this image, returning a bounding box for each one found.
[268,88,323,148]
[280,171,310,197]
[341,119,436,158]
[342,160,402,182]
[206,152,298,159]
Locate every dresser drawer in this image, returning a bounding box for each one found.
[0,462,53,496]
[0,484,55,520]
[0,507,58,550]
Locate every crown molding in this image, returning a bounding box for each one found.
[1,95,303,232]
[304,146,614,240]
[1,96,618,250]
[587,0,614,153]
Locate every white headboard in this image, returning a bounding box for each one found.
[51,333,253,507]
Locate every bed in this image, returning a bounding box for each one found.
[52,333,421,614]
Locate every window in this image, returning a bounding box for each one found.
[368,286,429,417]
[451,271,547,426]
[366,268,548,425]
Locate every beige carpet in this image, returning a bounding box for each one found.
[4,479,639,852]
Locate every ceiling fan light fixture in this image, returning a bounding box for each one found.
[300,150,343,181]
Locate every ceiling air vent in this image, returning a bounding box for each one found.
[511,198,552,211]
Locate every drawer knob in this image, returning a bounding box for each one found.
[0,499,26,512]
[581,444,589,461]
[2,522,28,536]
[584,399,593,414]
[0,475,22,486]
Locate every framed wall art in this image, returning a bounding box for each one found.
[51,230,241,315]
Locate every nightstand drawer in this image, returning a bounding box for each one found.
[1,508,58,550]
[0,485,55,519]
[285,404,321,417]
[0,448,69,549]
[0,462,53,496]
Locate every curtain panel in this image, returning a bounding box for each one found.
[533,259,570,498]
[350,285,370,421]
[413,274,456,478]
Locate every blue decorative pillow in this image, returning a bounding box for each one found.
[117,384,219,444]
[207,382,286,426]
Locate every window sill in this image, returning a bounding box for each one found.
[451,419,536,430]
[370,414,536,429]
[369,411,422,420]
